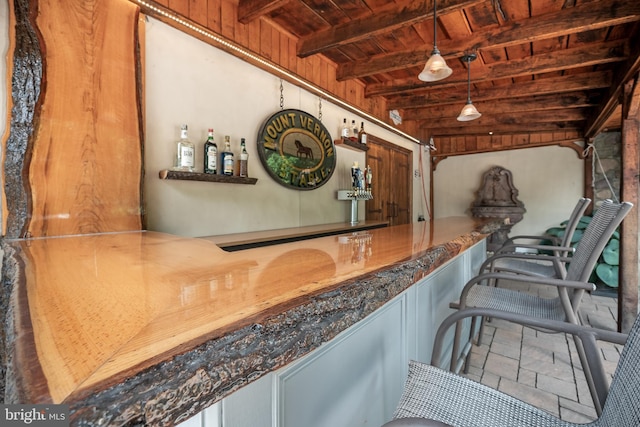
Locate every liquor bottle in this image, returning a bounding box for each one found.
[204,128,217,174]
[173,124,195,172]
[239,138,249,177]
[351,120,358,140]
[222,135,235,176]
[340,118,350,139]
[358,122,368,145]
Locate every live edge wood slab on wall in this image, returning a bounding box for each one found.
[3,0,143,238]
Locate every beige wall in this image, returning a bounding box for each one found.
[144,18,428,237]
[433,146,584,237]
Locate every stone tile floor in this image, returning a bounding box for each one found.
[460,283,623,423]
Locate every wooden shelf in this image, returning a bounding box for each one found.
[159,169,258,185]
[335,138,369,152]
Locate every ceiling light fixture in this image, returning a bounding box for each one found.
[418,0,452,82]
[428,136,437,151]
[457,53,482,121]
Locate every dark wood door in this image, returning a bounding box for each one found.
[364,142,387,222]
[392,148,411,225]
[365,136,412,226]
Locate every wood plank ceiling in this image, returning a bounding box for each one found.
[142,0,640,153]
[235,0,640,146]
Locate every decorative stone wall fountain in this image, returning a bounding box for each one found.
[471,166,526,252]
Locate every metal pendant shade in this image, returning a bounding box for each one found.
[457,102,481,121]
[418,0,452,82]
[457,53,481,121]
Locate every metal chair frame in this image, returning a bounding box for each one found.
[496,197,591,254]
[451,200,633,414]
[383,308,636,427]
[481,197,591,279]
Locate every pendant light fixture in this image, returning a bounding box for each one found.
[418,0,452,82]
[457,53,482,121]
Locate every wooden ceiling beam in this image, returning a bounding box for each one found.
[624,74,640,120]
[585,27,640,138]
[237,0,291,24]
[424,122,583,137]
[296,0,483,58]
[338,0,640,80]
[388,72,610,109]
[403,98,592,121]
[366,40,627,97]
[419,109,587,128]
[432,139,586,158]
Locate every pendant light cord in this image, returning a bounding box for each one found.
[432,0,438,51]
[466,58,472,103]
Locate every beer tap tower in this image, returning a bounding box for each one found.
[337,162,373,224]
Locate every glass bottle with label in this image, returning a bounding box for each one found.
[351,120,358,139]
[358,122,368,145]
[222,135,235,176]
[204,128,217,174]
[173,124,195,172]
[239,138,249,177]
[340,118,350,139]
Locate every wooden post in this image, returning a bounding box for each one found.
[429,153,435,221]
[429,149,447,221]
[619,75,640,333]
[5,0,143,239]
[583,138,594,216]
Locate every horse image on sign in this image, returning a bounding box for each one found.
[295,140,314,159]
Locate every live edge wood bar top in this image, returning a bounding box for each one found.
[1,217,498,426]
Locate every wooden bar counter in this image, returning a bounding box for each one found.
[1,217,498,426]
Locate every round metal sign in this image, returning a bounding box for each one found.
[257,109,336,190]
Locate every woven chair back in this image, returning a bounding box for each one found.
[564,200,632,283]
